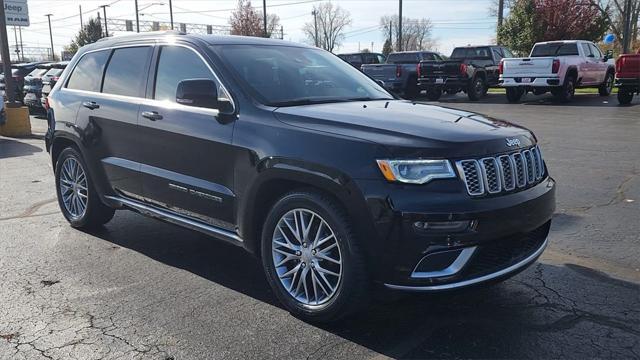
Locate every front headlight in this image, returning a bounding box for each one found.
[376,159,456,184]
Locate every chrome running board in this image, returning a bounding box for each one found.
[105,195,243,246]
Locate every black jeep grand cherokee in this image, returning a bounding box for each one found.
[46,32,555,322]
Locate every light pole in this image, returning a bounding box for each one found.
[45,14,55,60]
[100,4,109,37]
[169,0,174,29]
[0,0,17,104]
[398,0,403,51]
[263,0,268,37]
[134,0,140,32]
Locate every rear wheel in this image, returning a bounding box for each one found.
[617,88,634,105]
[467,76,485,101]
[426,87,442,101]
[55,147,115,228]
[598,71,614,96]
[261,191,368,323]
[506,87,524,103]
[553,76,575,102]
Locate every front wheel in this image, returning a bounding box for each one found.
[599,72,614,96]
[617,88,634,105]
[261,191,368,322]
[55,147,115,228]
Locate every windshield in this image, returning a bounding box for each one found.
[44,68,63,77]
[450,47,491,59]
[213,45,392,107]
[531,43,579,57]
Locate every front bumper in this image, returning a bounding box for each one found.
[356,176,556,290]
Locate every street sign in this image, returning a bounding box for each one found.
[4,0,29,27]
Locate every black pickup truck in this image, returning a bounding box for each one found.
[418,45,514,101]
[362,51,443,98]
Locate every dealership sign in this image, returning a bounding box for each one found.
[4,0,29,27]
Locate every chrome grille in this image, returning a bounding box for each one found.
[456,146,546,197]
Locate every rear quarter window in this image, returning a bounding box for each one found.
[531,43,579,57]
[66,50,110,92]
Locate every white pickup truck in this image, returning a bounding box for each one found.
[500,40,615,102]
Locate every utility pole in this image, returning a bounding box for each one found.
[79,5,83,29]
[45,14,55,61]
[312,9,318,47]
[169,0,174,29]
[134,0,140,32]
[389,20,393,50]
[280,25,284,40]
[100,5,109,37]
[263,0,268,37]
[18,26,23,62]
[398,0,403,52]
[497,0,504,45]
[622,0,633,53]
[0,0,17,104]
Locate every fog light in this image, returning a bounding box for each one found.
[413,220,474,233]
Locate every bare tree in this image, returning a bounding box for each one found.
[229,0,281,38]
[303,2,352,52]
[380,15,436,51]
[588,0,640,50]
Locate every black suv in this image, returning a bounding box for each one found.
[46,32,555,322]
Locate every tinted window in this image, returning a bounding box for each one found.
[102,47,152,97]
[67,50,110,92]
[386,53,419,63]
[493,48,504,60]
[421,53,438,61]
[340,54,362,63]
[450,47,491,59]
[531,43,579,57]
[363,54,379,64]
[377,54,386,63]
[214,44,392,107]
[502,48,515,58]
[154,46,215,103]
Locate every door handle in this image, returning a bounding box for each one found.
[141,111,163,121]
[82,101,100,110]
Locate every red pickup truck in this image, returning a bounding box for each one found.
[615,49,640,104]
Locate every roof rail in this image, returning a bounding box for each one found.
[96,30,186,42]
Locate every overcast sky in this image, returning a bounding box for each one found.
[15,0,498,58]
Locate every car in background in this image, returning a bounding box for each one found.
[337,52,386,69]
[23,63,54,112]
[0,62,47,103]
[615,49,640,105]
[41,61,69,110]
[362,51,443,98]
[418,45,513,101]
[500,40,615,103]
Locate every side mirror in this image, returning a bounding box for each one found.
[604,49,614,61]
[176,79,218,109]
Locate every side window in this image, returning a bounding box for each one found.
[66,50,110,92]
[492,48,504,61]
[423,53,436,61]
[102,47,152,97]
[589,44,602,58]
[502,48,514,58]
[581,43,593,57]
[377,54,386,63]
[154,46,216,103]
[363,54,376,64]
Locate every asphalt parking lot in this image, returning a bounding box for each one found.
[1,92,639,359]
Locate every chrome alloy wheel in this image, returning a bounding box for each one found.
[272,209,343,306]
[59,157,88,219]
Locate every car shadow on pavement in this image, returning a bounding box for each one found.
[84,210,640,359]
[0,138,43,159]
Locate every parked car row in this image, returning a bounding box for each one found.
[342,40,638,105]
[0,60,69,113]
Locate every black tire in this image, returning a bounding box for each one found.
[261,190,368,323]
[426,87,442,101]
[617,88,634,105]
[506,87,524,103]
[553,76,575,103]
[404,78,419,99]
[467,76,485,101]
[598,71,614,96]
[55,147,115,229]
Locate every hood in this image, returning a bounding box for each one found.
[273,100,536,158]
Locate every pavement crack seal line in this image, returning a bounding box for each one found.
[568,169,638,213]
[0,197,58,221]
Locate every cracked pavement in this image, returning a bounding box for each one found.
[1,93,639,359]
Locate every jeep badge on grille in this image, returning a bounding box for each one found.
[506,138,521,147]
